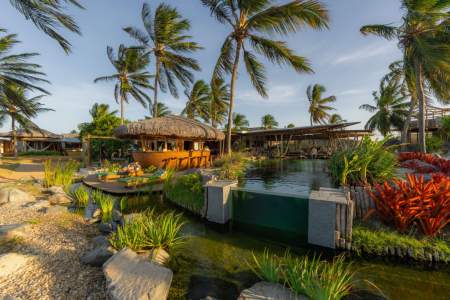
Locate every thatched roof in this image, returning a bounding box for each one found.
[114,115,225,141]
[0,123,60,140]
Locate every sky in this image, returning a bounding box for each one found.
[0,0,404,133]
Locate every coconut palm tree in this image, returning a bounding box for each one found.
[232,113,249,131]
[209,78,229,128]
[8,0,84,53]
[307,84,336,125]
[286,123,295,128]
[150,102,171,118]
[0,84,52,156]
[328,113,346,124]
[182,80,210,121]
[359,77,410,136]
[0,29,49,93]
[78,103,122,137]
[360,0,450,152]
[261,114,278,129]
[124,3,202,117]
[201,0,330,153]
[94,45,153,125]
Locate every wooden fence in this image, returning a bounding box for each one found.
[346,186,375,220]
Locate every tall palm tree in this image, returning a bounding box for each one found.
[361,0,450,152]
[329,113,345,124]
[94,45,153,125]
[124,3,202,117]
[261,114,278,129]
[150,102,171,118]
[8,0,84,53]
[209,78,229,128]
[359,77,410,136]
[232,113,250,130]
[286,123,295,128]
[182,80,210,121]
[0,29,49,93]
[307,84,336,125]
[0,84,52,156]
[201,0,330,154]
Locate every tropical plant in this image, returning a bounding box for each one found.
[182,80,210,121]
[328,136,397,186]
[214,152,249,180]
[43,159,79,189]
[124,3,202,117]
[398,152,450,175]
[286,123,295,128]
[78,103,121,137]
[94,45,153,124]
[359,77,410,136]
[232,113,249,131]
[307,84,336,125]
[0,84,52,156]
[201,0,330,153]
[209,78,229,128]
[164,172,205,214]
[328,113,345,124]
[69,185,89,208]
[360,0,450,152]
[149,102,171,118]
[426,135,444,153]
[441,115,450,139]
[261,114,278,129]
[249,249,282,283]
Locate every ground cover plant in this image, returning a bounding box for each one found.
[69,185,89,207]
[398,152,450,176]
[43,159,79,190]
[369,173,450,237]
[329,137,397,186]
[163,171,204,214]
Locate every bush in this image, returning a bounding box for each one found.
[43,159,79,190]
[426,135,444,153]
[329,136,397,186]
[69,186,89,207]
[164,172,204,214]
[214,152,249,180]
[19,151,61,157]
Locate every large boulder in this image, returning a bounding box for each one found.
[47,186,65,195]
[103,248,173,300]
[238,281,307,300]
[0,188,34,206]
[81,246,116,267]
[0,253,34,277]
[48,192,72,205]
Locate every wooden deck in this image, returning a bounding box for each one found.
[82,174,163,195]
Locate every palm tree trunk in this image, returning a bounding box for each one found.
[12,115,17,158]
[120,94,125,125]
[226,40,242,155]
[414,58,426,153]
[153,57,160,118]
[400,95,416,151]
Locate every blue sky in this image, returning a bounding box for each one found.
[0,0,403,133]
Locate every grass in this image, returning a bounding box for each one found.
[249,249,282,283]
[69,185,89,207]
[109,209,185,253]
[164,172,204,215]
[214,152,249,180]
[352,224,450,262]
[43,159,79,190]
[91,190,115,222]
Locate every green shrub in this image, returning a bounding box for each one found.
[43,159,79,190]
[69,186,89,207]
[440,115,450,139]
[249,249,282,283]
[164,172,204,214]
[328,136,397,186]
[19,151,61,157]
[214,152,249,180]
[426,135,444,153]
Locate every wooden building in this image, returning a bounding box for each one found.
[407,105,450,144]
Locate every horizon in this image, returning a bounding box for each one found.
[1,0,410,134]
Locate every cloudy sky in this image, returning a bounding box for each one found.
[0,0,403,133]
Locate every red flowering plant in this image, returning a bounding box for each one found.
[398,152,450,175]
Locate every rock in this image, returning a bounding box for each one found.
[48,186,65,195]
[87,217,101,225]
[92,208,102,219]
[98,222,113,234]
[84,202,99,220]
[149,248,170,266]
[0,295,19,300]
[0,253,33,277]
[238,281,307,300]
[0,188,35,206]
[48,193,72,205]
[81,246,116,267]
[0,224,31,239]
[112,209,122,222]
[103,248,173,300]
[92,235,110,248]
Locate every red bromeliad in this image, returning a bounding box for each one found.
[399,152,450,175]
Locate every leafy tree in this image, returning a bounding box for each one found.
[261,114,278,129]
[307,84,336,125]
[209,78,229,128]
[149,102,171,118]
[329,113,345,124]
[8,0,84,53]
[0,84,51,156]
[286,123,295,128]
[94,45,153,124]
[124,3,202,117]
[182,80,210,121]
[232,113,250,130]
[201,0,329,153]
[78,103,122,137]
[361,0,450,152]
[359,77,410,136]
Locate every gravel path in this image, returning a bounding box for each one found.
[0,193,107,299]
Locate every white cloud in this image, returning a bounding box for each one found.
[332,43,397,65]
[237,84,299,105]
[339,89,367,96]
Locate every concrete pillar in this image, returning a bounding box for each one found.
[204,180,238,224]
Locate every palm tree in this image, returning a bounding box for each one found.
[286,123,295,128]
[94,45,153,125]
[0,29,49,93]
[329,113,346,124]
[0,84,52,156]
[360,0,450,152]
[201,0,330,153]
[209,78,229,128]
[261,114,278,129]
[150,102,171,118]
[124,3,202,117]
[8,0,84,53]
[182,80,210,121]
[78,103,121,137]
[359,77,410,136]
[307,84,336,125]
[232,113,249,131]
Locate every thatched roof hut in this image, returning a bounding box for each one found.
[114,115,225,141]
[0,124,60,140]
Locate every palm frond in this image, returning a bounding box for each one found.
[243,50,268,98]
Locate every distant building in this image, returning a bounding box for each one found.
[407,105,450,145]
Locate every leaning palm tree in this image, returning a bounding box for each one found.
[0,29,49,93]
[8,0,84,53]
[201,0,330,153]
[232,113,250,131]
[261,114,278,129]
[307,84,336,125]
[0,84,52,157]
[328,113,345,124]
[209,78,229,128]
[182,80,211,121]
[359,78,410,136]
[360,0,450,152]
[150,102,171,118]
[124,3,202,117]
[94,45,153,125]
